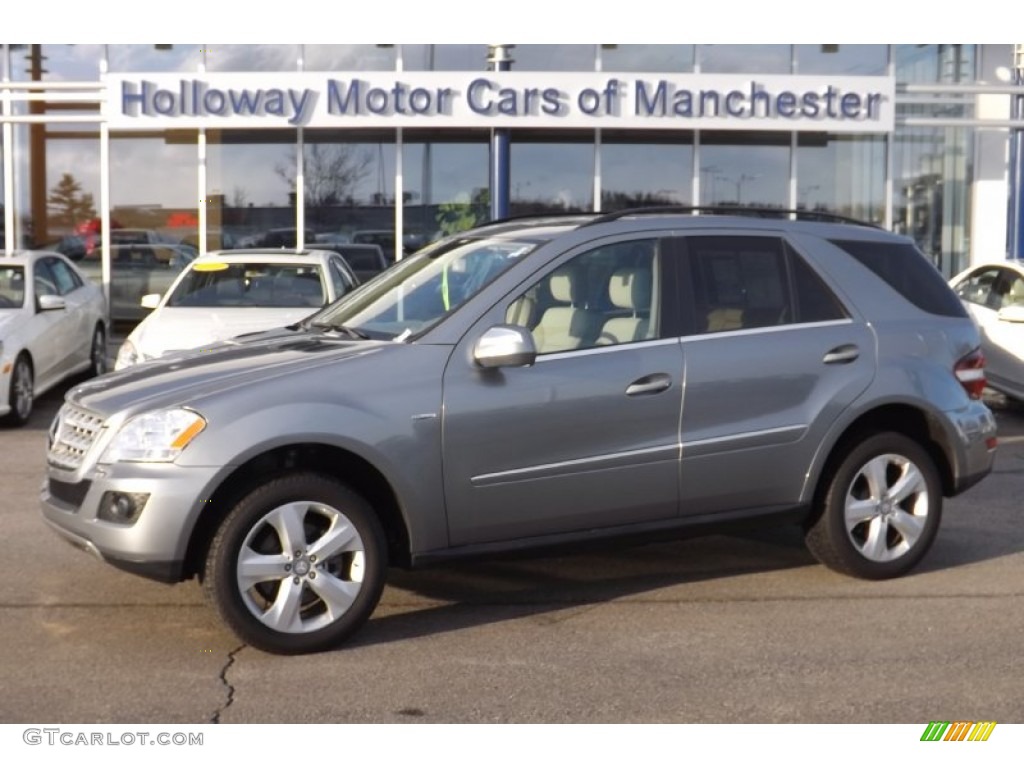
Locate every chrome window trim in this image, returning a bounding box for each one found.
[681,318,854,342]
[534,337,679,363]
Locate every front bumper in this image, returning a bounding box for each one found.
[41,460,226,583]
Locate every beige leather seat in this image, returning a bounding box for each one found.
[1005,277,1024,307]
[597,267,652,345]
[531,268,600,353]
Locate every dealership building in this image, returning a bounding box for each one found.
[2,44,1023,302]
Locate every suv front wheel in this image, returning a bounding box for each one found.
[805,432,942,580]
[204,472,388,654]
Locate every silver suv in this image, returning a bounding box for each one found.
[41,209,998,655]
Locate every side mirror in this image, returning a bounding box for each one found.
[473,324,537,369]
[140,293,162,310]
[38,294,66,312]
[996,305,1024,323]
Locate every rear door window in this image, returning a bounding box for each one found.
[681,235,848,334]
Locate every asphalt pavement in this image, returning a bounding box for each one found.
[2,380,1023,724]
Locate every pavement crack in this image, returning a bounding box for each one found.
[211,644,245,724]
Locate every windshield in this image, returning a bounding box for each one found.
[167,262,326,308]
[309,236,538,339]
[0,266,26,309]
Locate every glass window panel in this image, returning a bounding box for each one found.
[511,134,595,214]
[512,45,595,72]
[304,45,395,71]
[894,45,975,84]
[206,129,299,252]
[511,238,662,354]
[10,44,103,81]
[203,45,299,72]
[21,124,100,251]
[601,132,693,210]
[0,130,5,249]
[795,45,887,76]
[600,45,694,72]
[297,130,397,258]
[686,236,791,333]
[402,45,489,71]
[403,132,489,247]
[108,45,203,72]
[892,126,973,276]
[109,131,201,255]
[699,135,790,208]
[698,45,792,74]
[797,133,885,224]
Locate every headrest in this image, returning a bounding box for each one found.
[608,268,651,311]
[548,269,579,304]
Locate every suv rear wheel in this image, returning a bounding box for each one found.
[204,472,387,654]
[805,432,942,580]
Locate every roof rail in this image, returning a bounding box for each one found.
[583,205,883,229]
[471,211,600,228]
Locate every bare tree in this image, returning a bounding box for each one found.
[275,145,374,208]
[230,186,250,208]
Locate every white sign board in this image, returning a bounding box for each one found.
[102,72,895,133]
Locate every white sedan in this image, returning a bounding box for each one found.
[115,249,360,369]
[950,259,1024,401]
[0,251,109,426]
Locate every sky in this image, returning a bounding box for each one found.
[4,1,1002,45]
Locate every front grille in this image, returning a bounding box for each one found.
[48,478,92,507]
[47,404,105,472]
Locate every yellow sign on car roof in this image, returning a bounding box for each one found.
[192,262,229,272]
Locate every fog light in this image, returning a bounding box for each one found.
[98,491,150,525]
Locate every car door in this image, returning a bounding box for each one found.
[674,233,876,516]
[441,236,684,547]
[44,256,92,370]
[29,258,76,389]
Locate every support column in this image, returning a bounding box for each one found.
[487,44,513,222]
[1010,44,1024,258]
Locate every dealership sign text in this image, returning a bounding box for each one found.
[105,72,895,133]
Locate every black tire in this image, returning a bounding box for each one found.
[203,472,388,655]
[805,431,942,580]
[88,324,108,378]
[1,354,34,427]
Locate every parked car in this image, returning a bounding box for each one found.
[114,249,360,369]
[320,243,388,283]
[108,228,179,246]
[950,259,1024,401]
[352,228,397,257]
[42,209,997,654]
[178,229,240,252]
[251,228,317,249]
[0,251,108,426]
[75,243,198,321]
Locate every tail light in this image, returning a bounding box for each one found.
[954,348,986,400]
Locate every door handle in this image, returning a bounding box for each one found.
[626,373,672,396]
[823,344,860,364]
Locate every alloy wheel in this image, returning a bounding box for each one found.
[843,452,929,563]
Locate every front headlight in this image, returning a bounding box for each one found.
[100,408,207,463]
[114,339,140,370]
